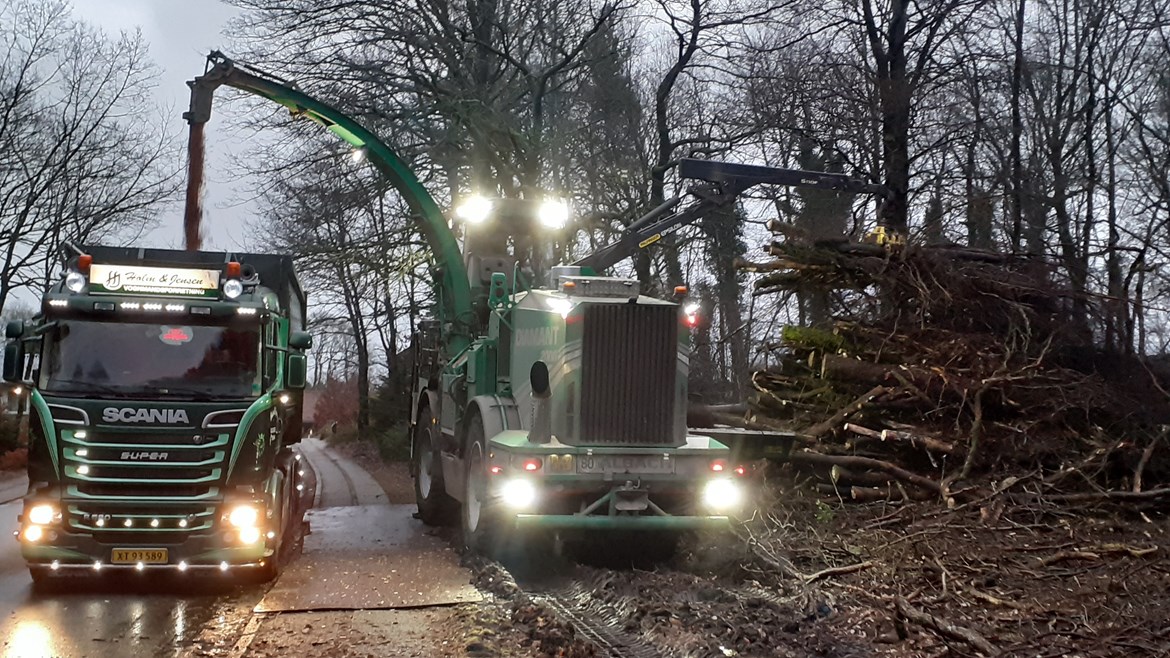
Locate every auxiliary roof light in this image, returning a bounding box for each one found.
[538,198,570,230]
[223,279,243,299]
[65,271,86,293]
[455,195,493,224]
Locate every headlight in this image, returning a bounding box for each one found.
[65,271,86,292]
[22,525,44,542]
[455,195,493,224]
[227,505,260,528]
[223,279,243,299]
[500,479,537,509]
[702,479,743,511]
[538,198,570,229]
[27,504,56,525]
[238,527,262,544]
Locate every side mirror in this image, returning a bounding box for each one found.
[2,343,23,382]
[286,353,307,389]
[5,320,23,339]
[289,331,312,350]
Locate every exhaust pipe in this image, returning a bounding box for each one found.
[529,361,551,444]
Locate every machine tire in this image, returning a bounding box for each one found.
[413,404,456,526]
[461,417,500,555]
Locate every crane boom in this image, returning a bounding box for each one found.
[574,157,886,273]
[184,51,474,356]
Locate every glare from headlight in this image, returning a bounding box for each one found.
[27,504,56,525]
[500,479,537,508]
[455,195,493,224]
[702,479,743,511]
[238,527,262,544]
[228,505,259,528]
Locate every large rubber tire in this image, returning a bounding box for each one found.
[413,404,457,526]
[461,418,499,554]
[28,566,52,589]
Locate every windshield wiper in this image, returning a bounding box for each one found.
[44,379,136,398]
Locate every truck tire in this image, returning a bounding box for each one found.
[28,566,52,588]
[461,417,499,554]
[413,404,456,525]
[250,472,293,584]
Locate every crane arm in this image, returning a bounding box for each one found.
[574,158,886,273]
[185,51,473,354]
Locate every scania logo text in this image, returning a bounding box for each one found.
[102,408,190,424]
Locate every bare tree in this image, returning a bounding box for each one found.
[0,0,178,312]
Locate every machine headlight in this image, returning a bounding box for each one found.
[538,198,570,229]
[227,505,260,528]
[702,479,743,511]
[65,271,86,292]
[27,504,57,526]
[500,479,537,509]
[223,279,243,299]
[455,195,493,224]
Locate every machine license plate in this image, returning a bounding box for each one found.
[111,548,168,564]
[577,455,674,475]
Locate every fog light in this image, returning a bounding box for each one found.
[27,504,56,525]
[177,561,188,572]
[238,527,262,544]
[50,561,59,571]
[219,561,229,571]
[500,479,537,509]
[136,562,144,572]
[22,525,43,542]
[92,561,102,571]
[702,479,743,511]
[228,505,260,528]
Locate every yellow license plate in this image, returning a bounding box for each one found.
[111,548,168,564]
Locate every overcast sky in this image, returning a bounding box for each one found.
[71,0,256,252]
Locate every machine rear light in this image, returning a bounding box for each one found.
[734,465,747,476]
[710,461,726,473]
[77,254,92,273]
[522,458,542,472]
[489,465,503,475]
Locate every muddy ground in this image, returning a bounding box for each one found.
[326,440,1168,658]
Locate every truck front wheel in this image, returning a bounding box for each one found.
[413,404,456,525]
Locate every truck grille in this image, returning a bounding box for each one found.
[579,304,678,445]
[63,430,230,501]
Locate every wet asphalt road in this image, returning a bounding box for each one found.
[0,438,387,658]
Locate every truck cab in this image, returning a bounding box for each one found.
[4,245,311,582]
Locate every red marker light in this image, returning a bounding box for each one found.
[489,466,503,475]
[734,465,747,476]
[686,314,699,327]
[710,461,725,472]
[522,458,542,472]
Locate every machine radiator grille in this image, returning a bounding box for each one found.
[579,304,677,445]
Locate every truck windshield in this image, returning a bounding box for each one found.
[41,321,259,399]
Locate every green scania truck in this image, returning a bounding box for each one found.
[4,244,312,582]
